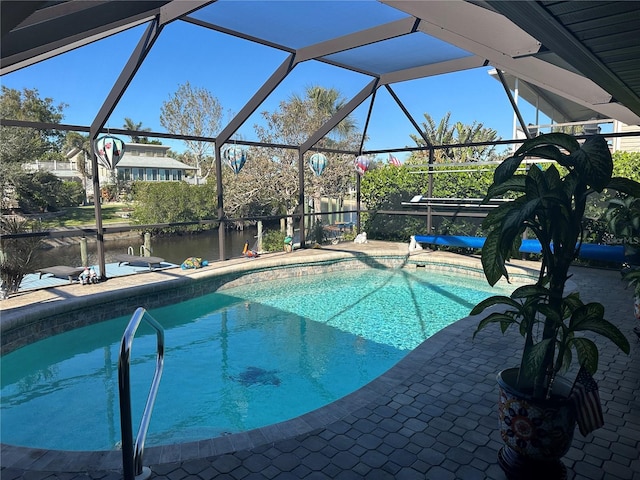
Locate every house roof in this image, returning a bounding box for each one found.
[116,155,197,170]
[1,0,639,148]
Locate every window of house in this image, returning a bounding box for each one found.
[122,168,131,181]
[133,168,144,180]
[177,170,182,181]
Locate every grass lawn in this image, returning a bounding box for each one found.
[39,203,132,228]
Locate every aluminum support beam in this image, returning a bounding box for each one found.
[379,56,486,86]
[298,150,306,248]
[384,85,432,147]
[300,79,379,154]
[496,69,531,140]
[215,143,226,261]
[296,17,417,62]
[89,18,164,279]
[358,89,377,155]
[216,54,297,146]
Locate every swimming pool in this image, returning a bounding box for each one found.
[1,266,511,451]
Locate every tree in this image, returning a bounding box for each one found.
[251,85,359,236]
[0,217,44,297]
[0,87,66,210]
[409,112,502,164]
[64,131,92,204]
[131,181,217,232]
[361,115,505,241]
[122,117,160,144]
[160,82,223,184]
[13,170,67,212]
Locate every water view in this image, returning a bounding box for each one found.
[36,228,259,270]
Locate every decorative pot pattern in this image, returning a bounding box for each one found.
[497,369,576,461]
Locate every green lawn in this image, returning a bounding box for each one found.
[39,203,131,228]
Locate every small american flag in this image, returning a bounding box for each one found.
[388,153,401,166]
[570,366,604,436]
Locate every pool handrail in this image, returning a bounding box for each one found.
[118,307,165,480]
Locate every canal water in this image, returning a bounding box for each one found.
[35,228,259,270]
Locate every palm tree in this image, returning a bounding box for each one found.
[410,112,500,163]
[64,131,92,204]
[290,86,357,145]
[123,117,151,143]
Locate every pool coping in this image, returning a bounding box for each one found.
[0,245,540,473]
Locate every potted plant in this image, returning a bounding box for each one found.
[470,133,640,478]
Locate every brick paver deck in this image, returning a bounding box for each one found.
[1,245,638,479]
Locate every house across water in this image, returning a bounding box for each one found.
[23,142,197,203]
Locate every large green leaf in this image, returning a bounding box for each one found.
[510,284,549,299]
[543,164,562,190]
[481,228,507,286]
[482,201,514,230]
[502,197,540,234]
[484,175,527,200]
[536,303,562,325]
[571,337,598,375]
[472,311,518,339]
[523,145,565,162]
[469,295,521,315]
[607,177,640,197]
[494,155,525,184]
[572,135,613,191]
[570,317,630,355]
[561,292,583,317]
[513,133,580,157]
[521,338,552,379]
[568,302,604,329]
[525,166,546,200]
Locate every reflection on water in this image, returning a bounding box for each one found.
[36,228,258,269]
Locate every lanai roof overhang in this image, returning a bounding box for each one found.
[2,0,640,270]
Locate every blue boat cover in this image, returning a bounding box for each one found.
[413,235,625,263]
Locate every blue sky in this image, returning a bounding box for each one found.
[1,19,547,161]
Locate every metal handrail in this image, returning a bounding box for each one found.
[118,307,165,480]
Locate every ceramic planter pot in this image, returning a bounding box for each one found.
[497,368,576,479]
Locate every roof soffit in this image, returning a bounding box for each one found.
[382,0,542,58]
[483,0,640,119]
[383,0,640,125]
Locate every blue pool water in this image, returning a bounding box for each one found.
[1,267,510,451]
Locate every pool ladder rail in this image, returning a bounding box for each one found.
[118,307,165,480]
[127,245,150,256]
